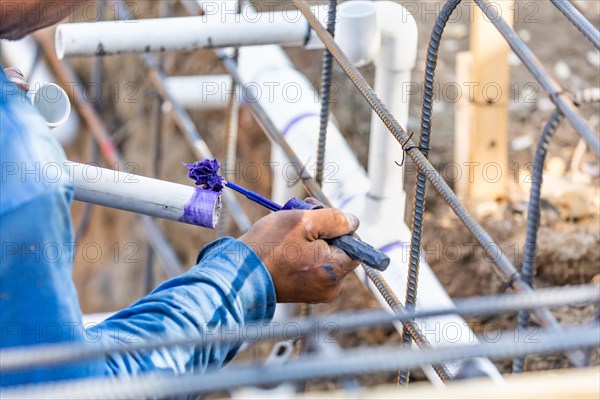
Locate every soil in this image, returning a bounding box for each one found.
[59,0,599,391]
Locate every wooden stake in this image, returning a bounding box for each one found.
[455,1,514,200]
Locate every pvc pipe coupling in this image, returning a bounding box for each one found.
[336,1,381,67]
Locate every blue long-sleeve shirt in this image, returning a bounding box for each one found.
[0,67,276,386]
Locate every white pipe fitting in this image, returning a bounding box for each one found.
[28,83,71,129]
[336,1,381,67]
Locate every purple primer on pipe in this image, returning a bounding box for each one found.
[179,188,221,229]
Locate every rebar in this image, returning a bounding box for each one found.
[315,0,337,186]
[473,0,599,157]
[550,0,600,50]
[3,323,597,399]
[290,1,588,368]
[512,110,564,373]
[514,88,600,372]
[2,284,597,373]
[400,0,462,385]
[364,268,452,381]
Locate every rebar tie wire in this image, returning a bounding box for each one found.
[315,0,338,186]
[400,0,462,385]
[292,0,588,368]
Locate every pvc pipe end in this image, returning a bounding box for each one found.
[29,83,71,128]
[337,1,381,67]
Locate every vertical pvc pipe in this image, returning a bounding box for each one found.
[365,1,418,226]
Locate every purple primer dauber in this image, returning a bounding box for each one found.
[185,159,282,212]
[185,158,391,272]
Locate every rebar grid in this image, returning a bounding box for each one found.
[216,51,451,381]
[2,323,598,399]
[291,1,593,370]
[22,0,597,393]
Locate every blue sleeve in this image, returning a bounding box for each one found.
[0,68,105,386]
[89,238,277,376]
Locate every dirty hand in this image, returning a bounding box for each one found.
[239,204,360,304]
[4,67,28,91]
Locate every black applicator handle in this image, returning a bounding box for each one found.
[328,235,390,272]
[282,198,390,272]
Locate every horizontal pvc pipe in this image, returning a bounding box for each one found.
[56,8,329,58]
[164,75,232,110]
[69,162,221,229]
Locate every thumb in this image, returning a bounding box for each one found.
[303,208,359,240]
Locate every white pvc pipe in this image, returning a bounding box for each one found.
[55,7,329,59]
[336,1,381,67]
[365,0,418,226]
[0,36,80,144]
[68,162,221,229]
[164,75,232,110]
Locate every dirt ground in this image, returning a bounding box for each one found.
[60,0,599,389]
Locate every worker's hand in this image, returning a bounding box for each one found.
[4,67,29,91]
[239,203,360,303]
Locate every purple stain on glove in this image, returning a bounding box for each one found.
[185,158,224,192]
